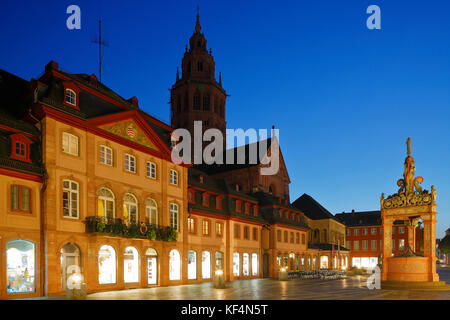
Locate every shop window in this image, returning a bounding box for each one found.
[169,249,181,280]
[10,185,31,213]
[188,250,197,280]
[123,193,138,224]
[215,251,224,271]
[98,245,116,284]
[320,256,329,269]
[62,180,79,219]
[124,247,139,283]
[252,253,258,276]
[146,198,158,225]
[6,240,35,294]
[60,243,81,291]
[99,145,113,166]
[146,248,158,285]
[243,253,250,276]
[202,251,211,279]
[97,188,115,221]
[233,253,240,277]
[62,132,79,156]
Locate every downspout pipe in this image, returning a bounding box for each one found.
[29,108,48,297]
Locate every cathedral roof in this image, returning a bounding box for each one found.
[292,193,337,221]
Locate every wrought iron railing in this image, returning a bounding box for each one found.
[84,216,178,242]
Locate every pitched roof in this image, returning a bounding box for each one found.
[334,210,406,227]
[292,194,336,221]
[195,138,273,174]
[334,211,382,227]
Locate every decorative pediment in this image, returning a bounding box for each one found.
[99,119,158,151]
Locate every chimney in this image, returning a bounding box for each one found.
[45,60,59,72]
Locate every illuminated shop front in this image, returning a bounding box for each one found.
[233,253,240,276]
[320,256,328,269]
[6,240,36,294]
[146,248,158,285]
[98,245,116,284]
[124,247,139,283]
[169,249,181,280]
[202,251,211,279]
[60,243,81,291]
[188,250,197,280]
[243,253,249,276]
[252,253,258,276]
[215,251,223,271]
[352,257,378,269]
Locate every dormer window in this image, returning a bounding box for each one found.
[65,89,76,106]
[10,134,32,163]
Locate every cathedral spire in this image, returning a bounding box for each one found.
[195,5,201,34]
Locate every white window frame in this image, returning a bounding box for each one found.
[62,179,79,219]
[100,145,113,166]
[123,193,138,224]
[62,132,79,156]
[98,188,115,220]
[146,161,157,179]
[170,203,179,231]
[170,169,178,185]
[125,154,136,173]
[146,198,158,225]
[65,89,76,106]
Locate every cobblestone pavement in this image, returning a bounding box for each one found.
[80,267,450,300]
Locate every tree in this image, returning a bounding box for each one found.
[439,235,450,254]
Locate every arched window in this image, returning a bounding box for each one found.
[243,253,250,276]
[146,248,158,285]
[124,247,139,283]
[170,203,179,231]
[98,245,116,284]
[65,89,76,106]
[202,251,211,279]
[251,253,258,276]
[62,180,79,219]
[60,243,81,291]
[98,188,115,221]
[169,249,181,280]
[123,193,138,224]
[188,250,197,280]
[6,240,35,294]
[233,252,240,277]
[146,198,158,225]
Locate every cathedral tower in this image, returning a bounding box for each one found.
[170,12,227,157]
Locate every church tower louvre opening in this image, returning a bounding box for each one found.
[170,11,227,155]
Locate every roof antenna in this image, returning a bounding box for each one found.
[91,19,109,83]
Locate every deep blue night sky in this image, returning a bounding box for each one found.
[1,0,449,236]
